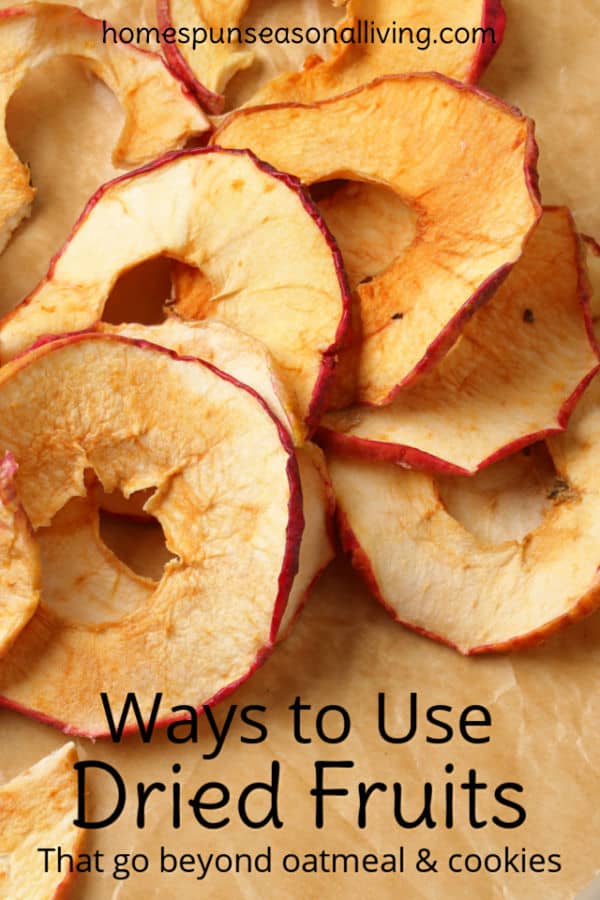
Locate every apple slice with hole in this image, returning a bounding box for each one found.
[159,0,505,115]
[212,75,541,404]
[0,453,40,656]
[0,148,349,434]
[0,3,208,257]
[0,332,303,736]
[327,363,600,653]
[95,320,335,632]
[319,208,600,474]
[0,743,83,898]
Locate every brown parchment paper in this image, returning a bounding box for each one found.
[0,0,599,897]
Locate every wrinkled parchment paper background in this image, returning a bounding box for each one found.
[0,1,599,897]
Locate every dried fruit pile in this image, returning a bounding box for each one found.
[0,1,598,889]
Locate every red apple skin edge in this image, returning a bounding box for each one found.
[53,867,80,900]
[0,3,203,109]
[0,147,351,434]
[584,236,600,255]
[337,509,600,656]
[157,0,225,114]
[466,0,507,83]
[0,331,305,738]
[212,73,542,400]
[381,84,540,400]
[279,467,337,641]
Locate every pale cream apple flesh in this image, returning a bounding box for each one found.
[0,453,40,656]
[0,743,82,900]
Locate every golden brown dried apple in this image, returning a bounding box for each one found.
[327,365,600,653]
[319,209,599,473]
[159,0,505,113]
[0,743,83,899]
[0,3,208,256]
[37,445,333,644]
[0,332,303,735]
[212,75,541,404]
[0,148,349,432]
[101,320,335,626]
[0,453,40,656]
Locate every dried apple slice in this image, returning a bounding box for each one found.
[0,743,83,899]
[159,0,505,114]
[328,368,600,653]
[212,75,541,403]
[0,3,208,255]
[319,209,599,474]
[102,320,335,630]
[0,332,303,735]
[0,453,40,655]
[0,148,349,431]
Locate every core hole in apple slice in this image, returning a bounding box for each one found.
[102,255,173,326]
[213,75,541,404]
[328,365,600,655]
[98,508,177,581]
[36,495,166,624]
[307,179,418,291]
[436,444,557,545]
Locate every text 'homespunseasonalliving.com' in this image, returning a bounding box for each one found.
[101,20,499,52]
